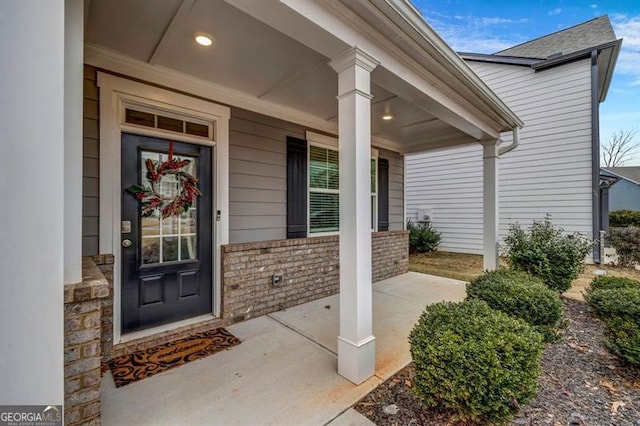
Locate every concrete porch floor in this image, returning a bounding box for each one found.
[101,272,466,425]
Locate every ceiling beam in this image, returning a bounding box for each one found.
[148,0,196,65]
[257,59,329,99]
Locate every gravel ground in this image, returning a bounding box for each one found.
[354,298,640,425]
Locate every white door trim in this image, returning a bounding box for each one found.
[97,72,230,343]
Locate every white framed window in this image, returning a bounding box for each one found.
[308,144,340,234]
[305,132,379,235]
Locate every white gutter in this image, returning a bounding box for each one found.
[382,0,524,130]
[498,127,520,156]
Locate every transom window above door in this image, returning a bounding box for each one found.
[123,106,213,140]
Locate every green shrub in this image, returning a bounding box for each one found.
[586,277,640,365]
[603,317,640,365]
[502,216,593,292]
[409,300,544,424]
[467,269,563,341]
[407,220,441,253]
[589,275,640,292]
[609,210,640,227]
[607,227,640,268]
[585,286,640,319]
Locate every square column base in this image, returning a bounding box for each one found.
[337,335,376,385]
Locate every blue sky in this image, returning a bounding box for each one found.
[412,0,640,165]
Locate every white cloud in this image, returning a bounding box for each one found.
[421,12,528,54]
[590,4,598,9]
[548,8,562,16]
[481,17,513,25]
[611,14,640,87]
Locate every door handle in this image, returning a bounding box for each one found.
[122,239,133,248]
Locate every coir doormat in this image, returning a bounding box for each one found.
[107,327,241,387]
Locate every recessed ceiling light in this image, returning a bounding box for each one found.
[382,114,394,121]
[193,32,213,47]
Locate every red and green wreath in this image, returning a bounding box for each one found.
[126,142,202,218]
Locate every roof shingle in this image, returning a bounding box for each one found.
[603,167,640,184]
[495,16,617,59]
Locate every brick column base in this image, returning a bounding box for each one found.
[64,257,110,425]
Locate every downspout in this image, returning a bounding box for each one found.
[590,50,601,263]
[498,127,520,156]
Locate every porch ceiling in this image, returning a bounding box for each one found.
[86,0,487,153]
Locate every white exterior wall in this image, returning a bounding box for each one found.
[406,58,593,254]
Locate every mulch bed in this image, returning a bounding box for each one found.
[354,298,640,425]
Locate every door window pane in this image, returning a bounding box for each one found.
[181,208,197,234]
[141,238,160,264]
[181,235,197,261]
[141,215,160,237]
[163,237,179,262]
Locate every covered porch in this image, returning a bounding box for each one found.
[101,272,466,425]
[0,0,522,422]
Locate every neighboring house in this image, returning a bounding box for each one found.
[602,167,640,211]
[1,0,522,422]
[406,16,621,262]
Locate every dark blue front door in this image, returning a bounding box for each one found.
[121,133,213,333]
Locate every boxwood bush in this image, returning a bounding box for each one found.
[407,219,441,253]
[585,276,640,365]
[589,275,640,292]
[409,300,544,424]
[502,216,593,292]
[467,269,563,341]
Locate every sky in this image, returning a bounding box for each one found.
[412,0,640,166]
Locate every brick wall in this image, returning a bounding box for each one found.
[64,258,110,425]
[92,254,114,363]
[222,230,409,323]
[372,231,409,281]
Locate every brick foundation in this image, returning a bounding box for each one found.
[64,257,110,425]
[222,230,409,323]
[93,231,408,388]
[371,231,410,281]
[91,255,114,363]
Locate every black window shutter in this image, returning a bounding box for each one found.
[286,136,308,238]
[378,158,389,231]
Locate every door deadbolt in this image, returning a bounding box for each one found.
[122,239,132,248]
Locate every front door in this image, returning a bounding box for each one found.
[121,133,213,333]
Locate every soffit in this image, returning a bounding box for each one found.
[86,0,485,152]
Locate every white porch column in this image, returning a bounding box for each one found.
[329,47,379,385]
[482,140,500,271]
[64,0,84,284]
[0,1,65,405]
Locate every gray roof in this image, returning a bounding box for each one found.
[603,167,640,185]
[495,16,617,58]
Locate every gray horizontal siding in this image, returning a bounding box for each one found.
[229,109,406,242]
[406,58,593,254]
[82,66,100,256]
[227,108,301,243]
